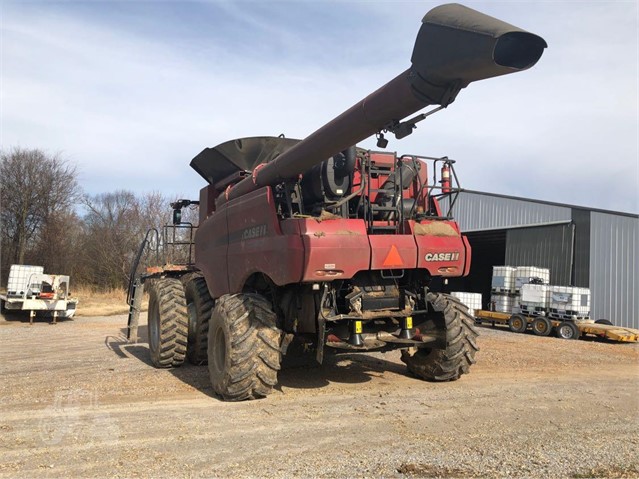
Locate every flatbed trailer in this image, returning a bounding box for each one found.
[0,266,78,324]
[0,293,78,324]
[474,309,639,342]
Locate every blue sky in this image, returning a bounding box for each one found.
[1,1,637,213]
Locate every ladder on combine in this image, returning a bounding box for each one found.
[126,222,197,342]
[363,155,461,235]
[365,158,404,235]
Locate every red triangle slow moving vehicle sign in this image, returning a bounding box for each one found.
[383,245,404,267]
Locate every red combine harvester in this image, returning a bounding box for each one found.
[127,4,546,400]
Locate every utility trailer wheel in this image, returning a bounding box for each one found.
[555,321,579,340]
[208,294,282,401]
[401,293,479,382]
[184,276,214,365]
[508,314,528,333]
[531,317,552,337]
[595,319,613,326]
[147,278,188,368]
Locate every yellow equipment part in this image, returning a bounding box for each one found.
[575,321,639,342]
[473,310,639,343]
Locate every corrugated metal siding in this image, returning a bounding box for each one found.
[590,213,638,329]
[439,190,637,328]
[440,192,572,232]
[505,224,574,285]
[571,209,591,287]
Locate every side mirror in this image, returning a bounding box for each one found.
[172,208,182,225]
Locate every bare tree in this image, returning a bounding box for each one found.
[78,190,171,289]
[32,210,83,277]
[0,148,80,282]
[141,191,172,237]
[0,148,192,291]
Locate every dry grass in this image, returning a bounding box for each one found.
[72,285,148,317]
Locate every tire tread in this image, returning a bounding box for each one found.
[208,294,282,401]
[401,292,479,381]
[185,276,213,365]
[148,278,188,368]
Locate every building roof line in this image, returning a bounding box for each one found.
[460,189,639,219]
[461,220,573,234]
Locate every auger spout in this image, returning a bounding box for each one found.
[195,3,546,203]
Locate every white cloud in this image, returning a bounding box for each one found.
[1,1,637,213]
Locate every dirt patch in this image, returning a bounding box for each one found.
[413,222,458,237]
[0,315,637,478]
[571,465,639,479]
[317,210,342,221]
[397,463,477,477]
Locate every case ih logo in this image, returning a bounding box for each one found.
[425,252,460,262]
[242,224,267,240]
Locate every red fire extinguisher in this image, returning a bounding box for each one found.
[441,162,451,194]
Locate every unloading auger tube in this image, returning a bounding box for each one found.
[220,3,546,204]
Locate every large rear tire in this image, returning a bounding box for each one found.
[184,276,214,365]
[401,293,479,382]
[147,278,188,368]
[208,294,282,401]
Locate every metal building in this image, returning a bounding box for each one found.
[441,190,638,329]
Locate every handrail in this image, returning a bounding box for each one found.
[126,228,159,304]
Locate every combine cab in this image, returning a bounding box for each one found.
[127,3,546,400]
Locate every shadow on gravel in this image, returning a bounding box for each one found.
[170,364,217,398]
[277,350,407,391]
[0,310,74,324]
[121,325,149,343]
[103,327,410,399]
[104,326,217,398]
[104,326,154,366]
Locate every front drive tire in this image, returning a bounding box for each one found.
[208,294,282,401]
[184,276,214,365]
[147,278,188,368]
[401,293,479,382]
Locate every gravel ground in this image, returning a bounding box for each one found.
[0,312,637,478]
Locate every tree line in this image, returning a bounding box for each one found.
[0,147,190,290]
